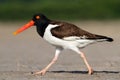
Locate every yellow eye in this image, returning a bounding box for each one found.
[36,16,40,19]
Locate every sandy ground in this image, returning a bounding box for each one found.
[0,21,120,80]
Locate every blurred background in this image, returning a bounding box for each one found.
[0,0,120,21]
[0,0,120,77]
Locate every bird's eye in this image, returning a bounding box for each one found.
[36,16,40,19]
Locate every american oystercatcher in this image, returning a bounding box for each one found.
[13,13,113,75]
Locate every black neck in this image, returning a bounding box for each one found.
[36,20,50,37]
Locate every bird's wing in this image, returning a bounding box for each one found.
[50,21,113,42]
[50,21,99,40]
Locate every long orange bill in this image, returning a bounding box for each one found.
[13,20,35,35]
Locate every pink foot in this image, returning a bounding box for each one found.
[33,69,47,76]
[88,68,94,75]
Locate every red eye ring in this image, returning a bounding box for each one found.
[36,16,40,19]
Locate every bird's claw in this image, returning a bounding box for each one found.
[88,68,94,75]
[32,69,47,76]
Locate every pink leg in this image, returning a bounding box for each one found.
[33,48,62,75]
[80,52,93,74]
[69,46,93,74]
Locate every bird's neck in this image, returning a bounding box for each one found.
[36,20,50,37]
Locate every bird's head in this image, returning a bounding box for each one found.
[13,13,49,35]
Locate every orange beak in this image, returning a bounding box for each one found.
[13,20,35,35]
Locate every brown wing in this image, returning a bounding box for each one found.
[50,21,97,39]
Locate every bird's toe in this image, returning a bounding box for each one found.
[32,69,47,76]
[88,68,94,75]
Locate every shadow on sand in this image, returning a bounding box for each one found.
[48,70,120,74]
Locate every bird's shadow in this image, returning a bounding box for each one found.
[48,70,120,74]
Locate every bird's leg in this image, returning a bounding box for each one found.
[69,46,93,75]
[80,52,93,75]
[34,56,58,75]
[33,47,62,76]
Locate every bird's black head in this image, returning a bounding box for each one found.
[32,13,50,26]
[32,13,50,37]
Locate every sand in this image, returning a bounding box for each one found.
[0,21,120,80]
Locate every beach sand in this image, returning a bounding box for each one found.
[0,21,120,80]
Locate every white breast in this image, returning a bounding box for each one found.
[43,24,63,45]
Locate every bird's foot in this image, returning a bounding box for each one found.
[32,69,47,76]
[88,68,94,75]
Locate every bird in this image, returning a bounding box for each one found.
[13,13,113,76]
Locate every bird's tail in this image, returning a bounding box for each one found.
[95,35,114,42]
[105,37,114,42]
